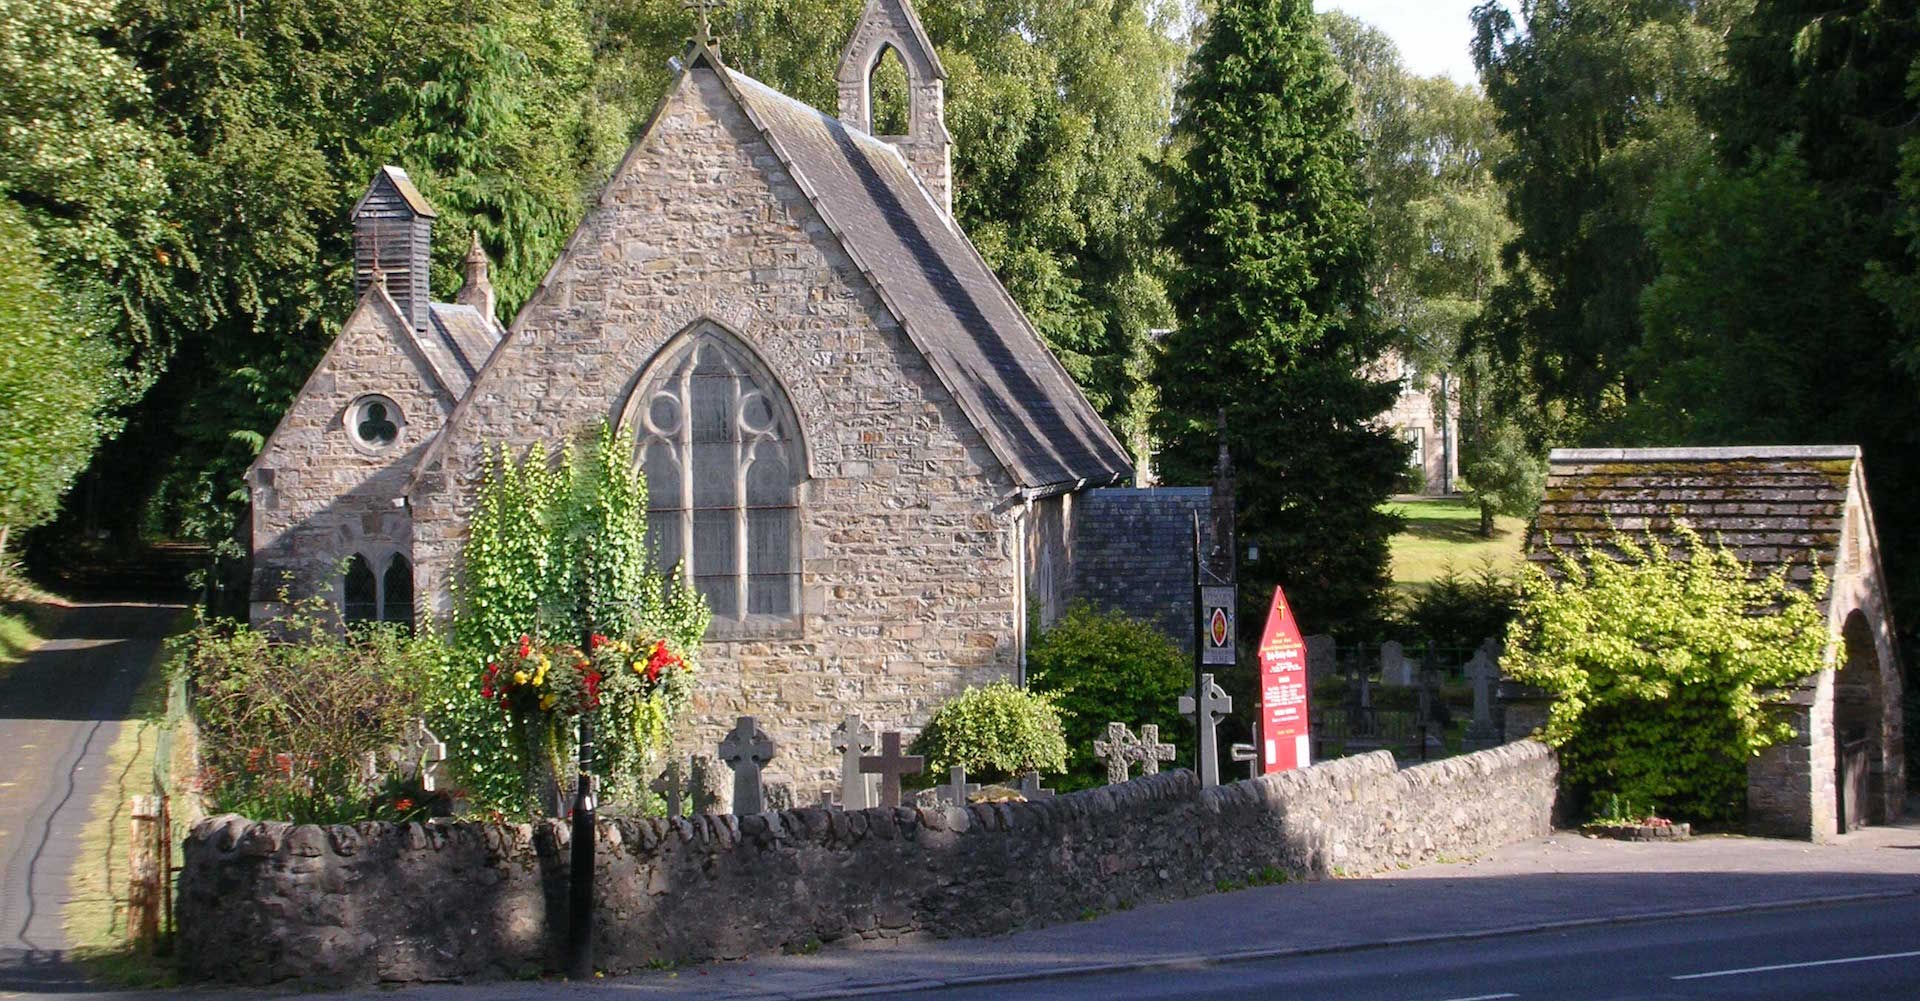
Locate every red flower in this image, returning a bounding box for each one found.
[644,640,679,683]
[589,633,609,650]
[517,635,532,659]
[584,670,603,708]
[394,797,414,812]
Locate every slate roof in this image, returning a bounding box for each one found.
[1529,446,1863,589]
[723,64,1133,494]
[418,303,501,397]
[350,165,437,219]
[1067,487,1217,650]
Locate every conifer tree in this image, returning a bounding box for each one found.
[1156,0,1403,636]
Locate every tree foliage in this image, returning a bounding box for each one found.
[1503,524,1829,822]
[1158,0,1402,636]
[0,203,118,550]
[910,681,1071,781]
[1026,603,1191,791]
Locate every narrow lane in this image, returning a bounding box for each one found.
[0,603,181,992]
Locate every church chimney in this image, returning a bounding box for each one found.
[835,0,952,214]
[351,166,436,331]
[454,230,496,321]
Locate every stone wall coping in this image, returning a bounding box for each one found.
[1548,446,1861,464]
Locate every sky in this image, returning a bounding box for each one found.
[1314,0,1486,85]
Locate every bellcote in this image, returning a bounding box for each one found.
[835,0,952,214]
[351,166,436,332]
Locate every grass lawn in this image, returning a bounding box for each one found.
[1384,497,1527,592]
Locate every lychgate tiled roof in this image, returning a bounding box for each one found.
[724,65,1133,494]
[1530,446,1861,589]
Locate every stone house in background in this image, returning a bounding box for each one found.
[1373,347,1457,495]
[1526,446,1904,840]
[247,0,1209,808]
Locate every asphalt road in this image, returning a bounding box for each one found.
[895,894,1920,1001]
[0,603,181,993]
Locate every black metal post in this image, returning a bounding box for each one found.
[567,707,596,978]
[1191,510,1204,770]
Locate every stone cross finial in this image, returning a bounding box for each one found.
[1130,724,1177,776]
[684,0,726,46]
[831,714,876,810]
[1179,674,1234,788]
[1092,722,1137,785]
[718,716,776,814]
[858,731,924,809]
[1017,771,1054,800]
[943,764,979,808]
[651,759,684,818]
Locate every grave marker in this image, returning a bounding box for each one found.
[1017,771,1055,800]
[1229,742,1258,781]
[859,731,924,808]
[718,716,776,814]
[1179,674,1233,788]
[1092,722,1138,785]
[650,759,685,818]
[1130,724,1176,776]
[943,765,980,807]
[831,714,876,810]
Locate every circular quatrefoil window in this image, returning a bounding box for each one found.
[347,395,403,452]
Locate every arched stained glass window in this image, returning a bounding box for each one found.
[382,554,414,630]
[637,330,802,631]
[344,554,378,625]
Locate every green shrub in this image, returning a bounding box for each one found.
[1027,604,1190,791]
[171,598,440,824]
[1503,522,1828,823]
[1398,560,1520,650]
[911,682,1069,781]
[448,422,709,816]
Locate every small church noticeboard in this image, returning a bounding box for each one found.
[1257,586,1310,773]
[1200,585,1236,666]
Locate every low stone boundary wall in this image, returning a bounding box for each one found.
[177,740,1557,985]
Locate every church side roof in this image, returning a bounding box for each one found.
[422,303,503,396]
[725,67,1133,494]
[1530,446,1862,594]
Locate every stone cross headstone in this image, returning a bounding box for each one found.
[859,731,924,809]
[1179,674,1234,788]
[1129,724,1177,776]
[1017,771,1055,800]
[1230,742,1258,781]
[650,759,685,818]
[1306,634,1337,683]
[402,720,449,792]
[943,764,980,807]
[718,716,776,815]
[1464,649,1501,748]
[1092,721,1138,785]
[831,714,876,810]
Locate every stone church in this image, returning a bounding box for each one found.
[248,0,1211,804]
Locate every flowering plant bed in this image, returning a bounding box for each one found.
[1581,817,1692,841]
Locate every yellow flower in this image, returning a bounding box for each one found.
[513,670,529,685]
[539,694,557,711]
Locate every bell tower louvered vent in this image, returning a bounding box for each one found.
[351,166,437,331]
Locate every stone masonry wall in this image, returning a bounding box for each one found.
[406,66,1023,805]
[177,741,1558,986]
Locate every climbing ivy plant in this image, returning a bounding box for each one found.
[1502,522,1829,823]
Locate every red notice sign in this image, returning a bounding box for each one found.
[1257,586,1310,773]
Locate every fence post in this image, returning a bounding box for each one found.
[127,795,161,951]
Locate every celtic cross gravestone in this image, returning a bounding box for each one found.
[831,714,876,810]
[718,716,776,814]
[1179,673,1233,788]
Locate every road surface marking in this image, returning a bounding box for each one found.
[1673,949,1920,980]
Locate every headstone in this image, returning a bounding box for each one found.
[1229,742,1258,781]
[1092,722,1137,785]
[1130,724,1177,776]
[1306,634,1337,683]
[831,714,876,810]
[943,764,980,807]
[399,720,449,792]
[1464,650,1502,748]
[650,759,685,818]
[718,716,776,815]
[1178,674,1234,788]
[859,731,924,809]
[1016,771,1055,800]
[1380,640,1413,687]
